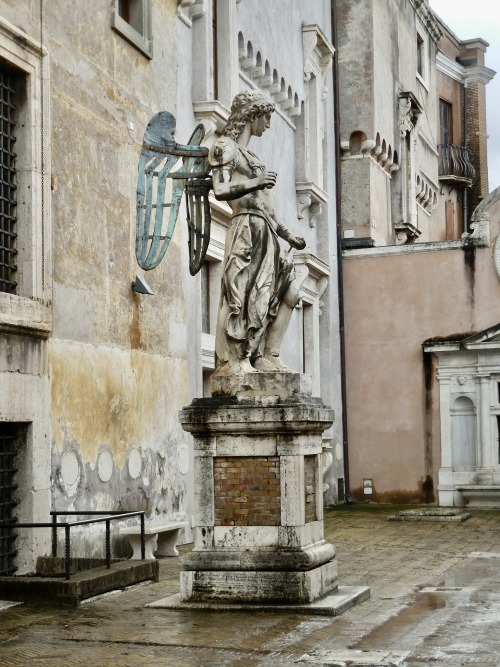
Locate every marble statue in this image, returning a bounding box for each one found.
[209,90,306,376]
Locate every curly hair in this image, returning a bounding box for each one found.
[223,90,275,140]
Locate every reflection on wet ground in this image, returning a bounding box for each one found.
[1,506,500,666]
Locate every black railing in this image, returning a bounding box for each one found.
[0,511,145,580]
[438,144,475,181]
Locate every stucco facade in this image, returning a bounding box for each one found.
[339,0,497,504]
[0,0,343,574]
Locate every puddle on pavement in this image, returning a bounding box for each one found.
[353,593,446,650]
[353,562,488,651]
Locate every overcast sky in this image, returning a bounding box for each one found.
[429,0,500,192]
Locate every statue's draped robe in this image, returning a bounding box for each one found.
[210,140,294,366]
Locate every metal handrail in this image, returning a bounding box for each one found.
[0,511,145,580]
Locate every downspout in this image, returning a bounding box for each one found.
[331,0,351,502]
[463,78,468,232]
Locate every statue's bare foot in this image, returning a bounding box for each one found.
[254,353,292,372]
[253,356,280,372]
[213,358,259,377]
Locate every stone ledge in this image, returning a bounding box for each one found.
[146,585,370,616]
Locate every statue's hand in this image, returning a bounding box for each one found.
[256,171,277,190]
[289,235,306,250]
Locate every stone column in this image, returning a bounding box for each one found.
[477,374,494,470]
[179,372,339,604]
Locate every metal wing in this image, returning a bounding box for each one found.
[135,112,210,272]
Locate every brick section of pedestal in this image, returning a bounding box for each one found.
[304,455,317,523]
[214,457,281,526]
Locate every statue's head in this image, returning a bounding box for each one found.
[224,90,275,140]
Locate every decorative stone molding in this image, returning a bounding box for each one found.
[193,100,230,142]
[399,92,422,139]
[410,0,443,43]
[394,222,421,245]
[296,182,328,228]
[294,252,330,314]
[462,185,500,248]
[302,24,335,98]
[237,32,302,121]
[177,0,206,28]
[416,172,438,213]
[340,132,399,176]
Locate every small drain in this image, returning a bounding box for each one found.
[419,586,476,594]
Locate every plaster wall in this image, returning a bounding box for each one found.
[343,199,500,501]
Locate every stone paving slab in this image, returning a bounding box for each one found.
[1,505,500,666]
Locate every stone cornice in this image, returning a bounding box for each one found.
[465,65,496,86]
[436,50,465,83]
[410,0,442,43]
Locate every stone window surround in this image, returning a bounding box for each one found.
[112,0,153,59]
[0,16,51,339]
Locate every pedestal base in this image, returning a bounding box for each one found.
[147,586,370,616]
[181,559,338,604]
[179,372,367,607]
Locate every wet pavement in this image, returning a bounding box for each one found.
[1,504,500,666]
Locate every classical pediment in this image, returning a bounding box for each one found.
[424,323,500,352]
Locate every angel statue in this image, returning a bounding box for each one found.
[134,91,306,377]
[209,90,306,377]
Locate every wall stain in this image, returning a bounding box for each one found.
[350,479,434,505]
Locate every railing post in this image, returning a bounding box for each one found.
[51,513,57,558]
[140,513,145,560]
[106,519,111,569]
[65,524,71,581]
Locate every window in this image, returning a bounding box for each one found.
[439,99,453,146]
[417,33,424,78]
[0,65,19,294]
[112,0,152,59]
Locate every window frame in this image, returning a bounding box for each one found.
[112,0,153,60]
[0,16,51,337]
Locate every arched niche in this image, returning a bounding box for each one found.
[451,396,477,472]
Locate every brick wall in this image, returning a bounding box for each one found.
[304,455,317,523]
[214,456,281,526]
[466,80,489,219]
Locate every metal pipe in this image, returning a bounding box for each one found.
[140,513,145,560]
[65,524,71,581]
[331,0,351,501]
[51,513,57,558]
[105,520,111,569]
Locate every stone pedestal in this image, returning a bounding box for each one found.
[179,372,339,604]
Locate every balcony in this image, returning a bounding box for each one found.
[438,144,475,187]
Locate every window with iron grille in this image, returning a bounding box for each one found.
[0,423,19,576]
[0,66,18,295]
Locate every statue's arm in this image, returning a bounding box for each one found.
[276,221,306,250]
[209,137,276,201]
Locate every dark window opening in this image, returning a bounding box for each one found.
[417,33,424,77]
[0,423,20,576]
[118,0,144,36]
[440,99,453,146]
[0,65,19,295]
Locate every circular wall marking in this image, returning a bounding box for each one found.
[61,451,80,486]
[178,446,190,475]
[128,448,142,479]
[97,450,114,483]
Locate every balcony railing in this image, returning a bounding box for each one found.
[438,144,475,183]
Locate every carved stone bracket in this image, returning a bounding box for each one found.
[302,24,335,93]
[177,0,207,27]
[296,182,328,228]
[193,100,230,142]
[462,214,490,248]
[399,91,422,139]
[394,222,421,245]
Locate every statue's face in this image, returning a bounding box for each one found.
[251,112,271,137]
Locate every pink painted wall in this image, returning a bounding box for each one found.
[343,198,500,502]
